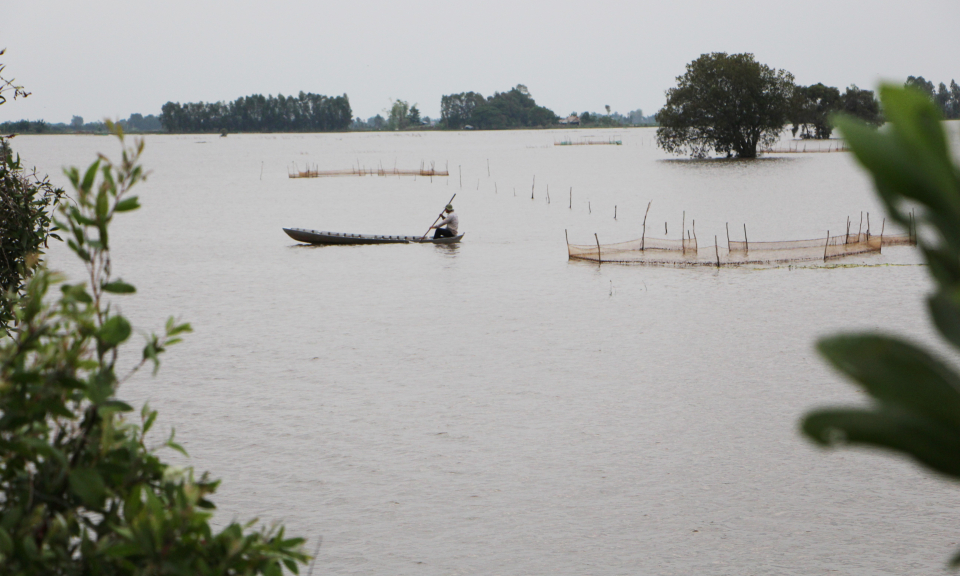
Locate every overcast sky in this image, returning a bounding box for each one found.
[2,0,959,124]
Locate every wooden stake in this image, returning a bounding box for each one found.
[569,187,572,209]
[858,211,863,238]
[589,202,591,214]
[824,231,830,262]
[487,159,490,177]
[744,224,749,252]
[531,175,535,199]
[565,229,570,258]
[595,233,602,264]
[614,205,617,219]
[459,165,462,188]
[725,222,730,248]
[715,236,720,268]
[682,211,686,254]
[867,212,871,236]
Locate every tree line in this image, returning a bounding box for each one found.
[903,76,960,119]
[0,113,162,134]
[159,92,353,133]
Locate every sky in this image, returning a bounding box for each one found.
[2,0,959,124]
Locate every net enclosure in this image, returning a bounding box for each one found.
[567,214,916,267]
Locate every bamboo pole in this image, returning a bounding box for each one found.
[867,212,871,236]
[824,231,830,262]
[744,224,749,252]
[726,222,730,249]
[858,211,863,239]
[487,159,490,177]
[459,165,462,188]
[565,229,570,258]
[589,202,591,214]
[715,236,720,268]
[880,218,885,253]
[569,187,572,209]
[614,205,617,219]
[595,233,601,264]
[642,201,651,251]
[531,176,535,199]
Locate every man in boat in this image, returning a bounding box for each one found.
[431,204,459,239]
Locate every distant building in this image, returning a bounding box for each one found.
[559,115,580,126]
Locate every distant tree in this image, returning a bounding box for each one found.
[70,115,83,129]
[440,91,486,129]
[580,111,594,125]
[790,83,842,139]
[656,53,795,158]
[839,85,883,127]
[386,100,411,130]
[407,104,421,126]
[371,114,385,129]
[440,86,556,130]
[604,104,611,115]
[905,75,935,98]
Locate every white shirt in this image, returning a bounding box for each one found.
[438,211,459,233]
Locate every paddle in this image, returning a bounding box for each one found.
[419,193,456,241]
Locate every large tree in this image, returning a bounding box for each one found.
[656,53,795,158]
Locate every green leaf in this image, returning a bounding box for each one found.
[803,407,960,479]
[69,468,106,508]
[929,290,960,351]
[0,526,12,556]
[98,400,134,416]
[102,280,136,294]
[99,315,132,346]
[115,196,140,212]
[817,334,960,430]
[80,160,100,194]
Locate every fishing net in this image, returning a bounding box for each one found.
[567,229,915,267]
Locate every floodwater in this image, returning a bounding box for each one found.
[12,127,960,575]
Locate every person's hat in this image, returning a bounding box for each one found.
[445,204,454,211]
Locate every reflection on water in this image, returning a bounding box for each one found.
[11,129,948,575]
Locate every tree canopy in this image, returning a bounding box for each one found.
[655,53,795,158]
[440,85,557,130]
[789,83,882,139]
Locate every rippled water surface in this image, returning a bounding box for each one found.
[13,128,959,574]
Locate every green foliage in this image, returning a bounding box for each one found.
[160,91,352,133]
[655,53,795,158]
[0,125,309,573]
[801,86,960,566]
[440,85,557,130]
[0,148,65,329]
[0,53,65,332]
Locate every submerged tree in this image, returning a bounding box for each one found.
[656,53,795,158]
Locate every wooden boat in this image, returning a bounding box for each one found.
[283,227,463,245]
